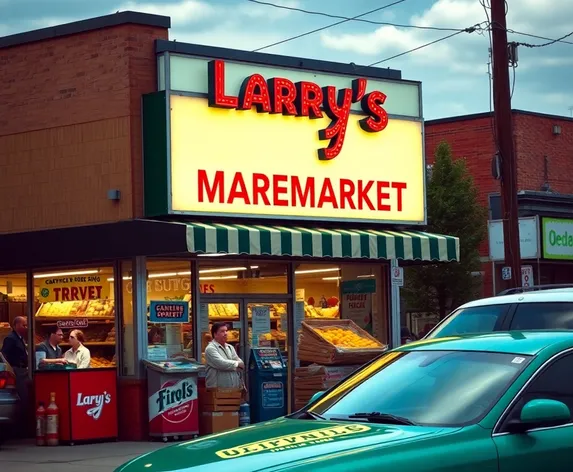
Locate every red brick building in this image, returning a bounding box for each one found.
[426,111,573,297]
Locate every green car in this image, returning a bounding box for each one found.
[116,331,573,471]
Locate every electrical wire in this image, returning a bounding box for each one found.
[246,0,466,32]
[514,30,573,48]
[251,0,406,52]
[366,28,469,67]
[508,29,573,46]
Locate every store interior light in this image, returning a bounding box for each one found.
[295,268,340,275]
[34,270,99,279]
[148,272,177,278]
[357,274,375,278]
[107,276,132,282]
[322,276,342,281]
[198,266,258,274]
[199,275,238,281]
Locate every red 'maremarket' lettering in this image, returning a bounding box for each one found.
[197,170,407,213]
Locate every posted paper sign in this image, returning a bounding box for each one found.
[341,279,376,334]
[149,300,189,324]
[252,306,271,347]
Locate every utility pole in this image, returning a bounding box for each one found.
[491,0,521,289]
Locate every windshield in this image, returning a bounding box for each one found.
[425,304,510,339]
[307,350,530,427]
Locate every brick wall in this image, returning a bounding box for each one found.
[425,111,573,298]
[514,113,573,194]
[0,24,167,233]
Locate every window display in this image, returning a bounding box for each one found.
[0,273,29,347]
[33,267,116,369]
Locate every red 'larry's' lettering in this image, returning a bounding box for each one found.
[207,60,389,161]
[198,170,406,212]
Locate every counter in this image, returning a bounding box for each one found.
[34,367,118,444]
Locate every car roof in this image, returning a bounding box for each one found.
[457,288,573,309]
[398,331,573,356]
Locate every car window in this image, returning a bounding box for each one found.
[510,302,573,330]
[499,353,573,432]
[426,304,510,339]
[308,350,531,427]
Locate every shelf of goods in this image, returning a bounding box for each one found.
[205,303,288,348]
[34,300,117,368]
[303,301,340,319]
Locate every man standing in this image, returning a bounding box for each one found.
[1,316,30,437]
[204,322,245,389]
[36,325,67,368]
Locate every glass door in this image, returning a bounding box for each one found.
[199,301,243,365]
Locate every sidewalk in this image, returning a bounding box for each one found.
[0,439,169,472]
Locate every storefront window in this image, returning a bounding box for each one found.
[144,260,192,361]
[197,259,288,294]
[33,266,116,370]
[0,272,29,355]
[294,262,387,345]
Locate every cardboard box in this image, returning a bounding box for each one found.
[200,411,239,436]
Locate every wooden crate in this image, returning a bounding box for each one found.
[298,319,387,365]
[199,387,242,412]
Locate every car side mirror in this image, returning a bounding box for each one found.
[508,399,571,433]
[308,391,325,405]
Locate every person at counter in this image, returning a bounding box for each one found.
[63,330,91,368]
[204,322,244,389]
[36,325,67,368]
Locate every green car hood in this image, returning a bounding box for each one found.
[115,418,455,472]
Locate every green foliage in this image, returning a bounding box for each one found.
[403,141,488,318]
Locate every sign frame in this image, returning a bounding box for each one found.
[542,217,573,261]
[143,45,426,226]
[149,300,190,324]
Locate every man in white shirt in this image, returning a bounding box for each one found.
[204,322,244,389]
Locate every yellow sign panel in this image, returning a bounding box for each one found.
[215,424,371,459]
[38,275,110,302]
[169,95,424,223]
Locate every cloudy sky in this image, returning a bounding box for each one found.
[2,0,572,119]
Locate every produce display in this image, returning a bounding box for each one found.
[298,319,386,365]
[314,327,379,349]
[36,300,115,318]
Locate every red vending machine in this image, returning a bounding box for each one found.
[144,359,204,441]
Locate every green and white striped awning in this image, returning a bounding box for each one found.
[185,223,459,262]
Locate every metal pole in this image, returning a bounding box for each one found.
[491,0,521,289]
[390,260,401,348]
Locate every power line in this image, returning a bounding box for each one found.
[251,0,406,52]
[514,30,573,48]
[365,24,485,67]
[247,0,465,32]
[508,29,573,46]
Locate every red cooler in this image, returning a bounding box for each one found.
[144,359,204,441]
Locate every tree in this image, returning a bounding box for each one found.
[403,141,487,320]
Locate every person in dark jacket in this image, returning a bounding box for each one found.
[1,316,28,370]
[1,316,30,437]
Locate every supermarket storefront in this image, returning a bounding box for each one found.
[0,32,459,440]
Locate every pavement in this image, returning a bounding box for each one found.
[0,439,170,471]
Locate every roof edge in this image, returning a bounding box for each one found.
[156,39,407,82]
[0,11,171,50]
[426,108,573,126]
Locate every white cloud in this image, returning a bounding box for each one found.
[115,0,216,22]
[237,0,301,20]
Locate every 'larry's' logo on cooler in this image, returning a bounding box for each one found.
[207,60,389,161]
[76,392,112,420]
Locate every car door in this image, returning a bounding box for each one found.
[492,352,573,472]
